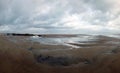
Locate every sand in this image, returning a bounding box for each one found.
[0,34,120,73]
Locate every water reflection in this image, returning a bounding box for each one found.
[29,35,97,48]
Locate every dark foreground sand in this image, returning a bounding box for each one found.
[0,35,120,73]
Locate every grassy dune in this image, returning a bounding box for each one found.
[0,35,120,73]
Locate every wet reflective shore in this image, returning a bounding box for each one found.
[0,34,120,73]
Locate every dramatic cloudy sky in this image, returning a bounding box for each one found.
[0,0,120,34]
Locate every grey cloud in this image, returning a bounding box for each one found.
[83,0,110,12]
[0,0,120,34]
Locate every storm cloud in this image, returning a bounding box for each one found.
[0,0,120,34]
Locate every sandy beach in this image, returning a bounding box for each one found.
[0,34,120,73]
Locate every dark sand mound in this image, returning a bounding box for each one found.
[0,35,120,73]
[36,55,92,66]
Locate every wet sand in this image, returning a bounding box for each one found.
[0,34,120,73]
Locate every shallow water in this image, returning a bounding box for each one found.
[29,35,98,48]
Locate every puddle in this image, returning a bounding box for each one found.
[29,35,97,49]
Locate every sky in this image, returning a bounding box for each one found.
[0,0,120,34]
